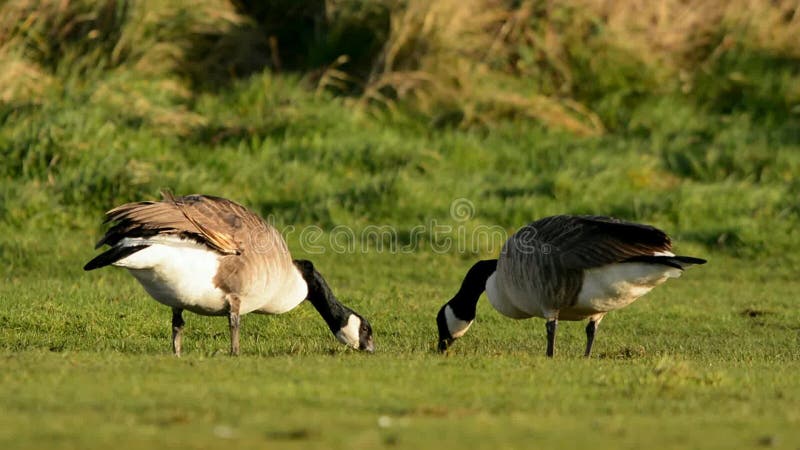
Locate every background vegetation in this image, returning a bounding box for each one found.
[1,0,799,449]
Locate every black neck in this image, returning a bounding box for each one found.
[445,259,498,321]
[293,259,350,332]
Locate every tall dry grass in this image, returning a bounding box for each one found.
[361,0,799,132]
[361,0,607,134]
[1,0,798,133]
[0,0,261,134]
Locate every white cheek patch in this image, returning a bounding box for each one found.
[335,314,361,349]
[444,305,473,339]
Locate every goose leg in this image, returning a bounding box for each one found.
[227,294,241,356]
[171,308,185,357]
[584,320,597,358]
[545,319,558,358]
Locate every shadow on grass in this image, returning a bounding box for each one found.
[184,0,390,92]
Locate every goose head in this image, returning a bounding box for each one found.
[435,259,498,352]
[436,304,473,352]
[334,310,374,353]
[293,259,375,353]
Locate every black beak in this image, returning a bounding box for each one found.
[361,336,375,353]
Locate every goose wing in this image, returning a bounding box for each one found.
[95,193,269,255]
[519,215,672,271]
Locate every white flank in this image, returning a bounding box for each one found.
[653,251,676,256]
[444,305,472,339]
[576,262,681,313]
[115,236,227,314]
[335,314,361,349]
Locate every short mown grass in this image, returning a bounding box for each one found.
[2,252,799,449]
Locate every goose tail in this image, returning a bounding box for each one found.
[623,255,707,270]
[83,245,150,271]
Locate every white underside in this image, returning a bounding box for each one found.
[571,262,681,319]
[486,261,682,321]
[112,236,307,316]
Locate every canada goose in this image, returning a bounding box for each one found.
[436,215,706,357]
[84,193,374,356]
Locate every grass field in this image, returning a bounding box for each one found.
[2,253,799,449]
[2,1,800,449]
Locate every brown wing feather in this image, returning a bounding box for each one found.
[94,193,273,256]
[96,200,191,248]
[169,195,241,255]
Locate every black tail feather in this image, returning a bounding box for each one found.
[83,245,149,271]
[623,255,707,270]
[671,256,707,266]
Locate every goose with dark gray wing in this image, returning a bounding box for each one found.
[85,193,374,356]
[436,215,705,357]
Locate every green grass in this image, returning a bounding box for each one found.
[2,252,799,449]
[1,73,799,447]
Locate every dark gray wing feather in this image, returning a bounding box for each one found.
[518,215,673,271]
